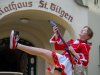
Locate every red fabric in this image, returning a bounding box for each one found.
[47,67,51,71]
[51,52,66,75]
[54,39,73,50]
[55,39,90,66]
[50,35,91,66]
[13,36,16,49]
[78,43,90,66]
[52,36,61,43]
[61,71,66,75]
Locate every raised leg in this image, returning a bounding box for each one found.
[17,43,55,65]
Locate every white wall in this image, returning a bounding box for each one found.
[0,0,88,37]
[88,1,100,75]
[88,10,100,75]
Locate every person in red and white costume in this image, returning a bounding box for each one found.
[9,26,93,75]
[48,26,93,75]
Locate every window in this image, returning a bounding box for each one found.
[94,0,100,7]
[94,0,98,5]
[27,55,37,75]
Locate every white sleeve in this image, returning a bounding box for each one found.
[49,33,62,44]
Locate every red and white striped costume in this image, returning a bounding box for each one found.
[48,34,91,75]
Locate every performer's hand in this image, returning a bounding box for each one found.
[53,26,59,40]
[53,26,58,33]
[69,46,80,60]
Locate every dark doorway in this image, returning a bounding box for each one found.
[0,38,36,75]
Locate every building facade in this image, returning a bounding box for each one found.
[0,0,99,75]
[88,0,100,75]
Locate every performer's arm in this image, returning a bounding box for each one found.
[79,44,91,66]
[68,45,80,60]
[49,26,66,50]
[50,33,67,50]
